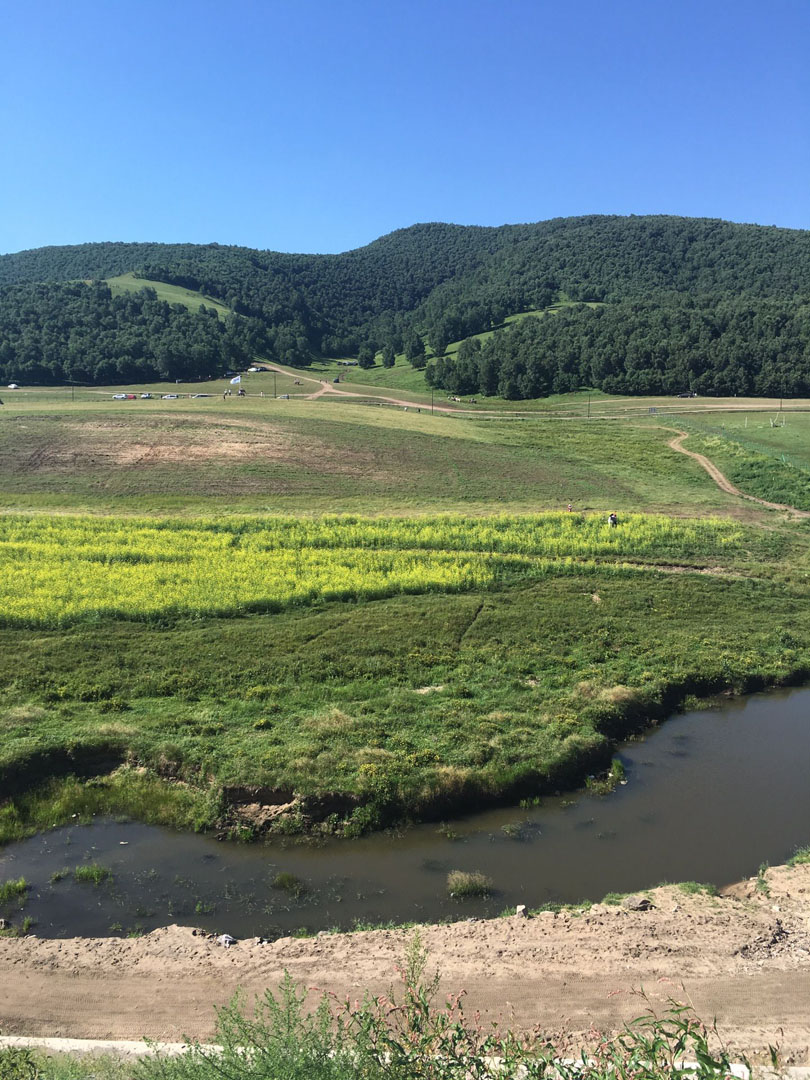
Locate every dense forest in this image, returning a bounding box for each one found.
[0,283,266,384]
[0,216,808,392]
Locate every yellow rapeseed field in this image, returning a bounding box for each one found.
[0,513,741,627]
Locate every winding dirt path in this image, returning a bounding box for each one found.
[666,430,810,518]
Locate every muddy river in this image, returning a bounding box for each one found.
[1,687,808,938]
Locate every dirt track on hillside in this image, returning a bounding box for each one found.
[667,430,810,518]
[2,864,809,1062]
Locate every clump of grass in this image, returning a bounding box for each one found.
[756,863,771,896]
[50,867,70,883]
[272,871,306,897]
[73,863,113,886]
[601,891,627,905]
[585,757,626,796]
[787,846,810,867]
[0,877,28,904]
[677,881,718,896]
[447,870,492,898]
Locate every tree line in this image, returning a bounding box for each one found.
[426,297,810,398]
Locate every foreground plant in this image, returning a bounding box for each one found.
[133,933,751,1080]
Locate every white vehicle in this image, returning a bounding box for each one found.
[162,393,179,399]
[140,392,153,399]
[7,383,19,390]
[112,393,127,399]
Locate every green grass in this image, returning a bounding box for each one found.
[0,395,751,516]
[676,881,719,896]
[680,413,810,511]
[0,876,28,904]
[105,273,233,317]
[73,863,113,886]
[447,870,493,897]
[1,388,810,842]
[3,544,810,842]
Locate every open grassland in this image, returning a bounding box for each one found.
[2,390,810,842]
[105,273,233,317]
[679,411,810,511]
[0,395,754,516]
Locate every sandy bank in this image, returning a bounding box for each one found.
[1,863,809,1063]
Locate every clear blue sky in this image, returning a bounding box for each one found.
[2,0,807,255]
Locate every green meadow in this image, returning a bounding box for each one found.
[1,387,809,842]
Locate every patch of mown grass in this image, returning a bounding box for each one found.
[0,400,741,515]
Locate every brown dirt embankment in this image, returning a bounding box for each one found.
[1,864,809,1063]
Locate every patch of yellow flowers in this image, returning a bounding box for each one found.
[0,513,741,627]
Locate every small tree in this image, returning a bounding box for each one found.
[357,343,376,369]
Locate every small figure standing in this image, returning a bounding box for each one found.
[567,503,573,512]
[608,512,618,528]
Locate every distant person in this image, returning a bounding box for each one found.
[608,512,618,528]
[567,503,573,512]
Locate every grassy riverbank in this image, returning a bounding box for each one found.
[2,515,809,842]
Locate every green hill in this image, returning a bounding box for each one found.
[0,216,808,392]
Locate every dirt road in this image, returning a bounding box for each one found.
[667,430,810,517]
[2,864,809,1062]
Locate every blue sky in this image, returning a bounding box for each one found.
[2,0,807,254]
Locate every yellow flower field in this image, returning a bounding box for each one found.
[0,513,742,627]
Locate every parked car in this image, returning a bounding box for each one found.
[7,383,19,389]
[140,393,153,399]
[162,394,178,399]
[112,393,127,399]
[191,393,210,398]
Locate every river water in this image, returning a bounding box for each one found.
[1,687,808,939]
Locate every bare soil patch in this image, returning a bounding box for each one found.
[1,864,809,1061]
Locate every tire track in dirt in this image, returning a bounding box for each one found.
[666,430,810,518]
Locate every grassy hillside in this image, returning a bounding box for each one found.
[105,273,232,317]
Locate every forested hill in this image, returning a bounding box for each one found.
[1,216,809,392]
